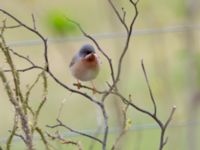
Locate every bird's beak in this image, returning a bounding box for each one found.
[94,53,102,64]
[84,53,94,59]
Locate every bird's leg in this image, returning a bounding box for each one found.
[76,80,81,89]
[91,81,96,94]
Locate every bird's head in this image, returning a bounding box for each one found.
[79,44,96,58]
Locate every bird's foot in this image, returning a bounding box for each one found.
[73,80,81,89]
[91,81,97,95]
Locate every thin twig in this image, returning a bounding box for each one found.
[8,48,35,66]
[73,83,107,94]
[6,112,18,150]
[115,0,139,84]
[159,106,176,150]
[141,60,157,115]
[46,131,82,150]
[47,119,103,144]
[121,8,126,23]
[0,9,49,71]
[35,127,51,150]
[111,102,130,150]
[31,14,36,30]
[0,24,21,29]
[108,0,129,32]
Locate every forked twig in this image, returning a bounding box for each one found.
[47,119,103,144]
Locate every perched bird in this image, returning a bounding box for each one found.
[69,44,100,92]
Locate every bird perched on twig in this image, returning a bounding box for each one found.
[69,44,100,93]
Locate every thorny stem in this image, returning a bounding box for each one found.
[0,24,33,150]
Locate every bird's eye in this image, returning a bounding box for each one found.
[85,50,91,55]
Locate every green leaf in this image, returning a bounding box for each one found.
[46,10,77,35]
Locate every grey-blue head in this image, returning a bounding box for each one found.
[79,44,95,58]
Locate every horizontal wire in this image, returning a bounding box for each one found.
[7,24,200,47]
[0,120,199,144]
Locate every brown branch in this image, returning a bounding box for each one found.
[3,66,43,73]
[46,131,82,150]
[108,0,129,32]
[0,24,21,29]
[6,112,18,150]
[114,92,176,150]
[159,106,176,150]
[47,119,103,145]
[0,9,49,71]
[73,83,107,94]
[31,14,36,30]
[115,0,139,84]
[111,102,130,150]
[32,71,48,131]
[35,127,51,150]
[8,48,35,66]
[121,8,126,23]
[141,60,157,115]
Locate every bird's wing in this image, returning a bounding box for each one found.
[69,54,78,67]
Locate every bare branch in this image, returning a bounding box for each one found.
[35,127,51,150]
[3,65,43,73]
[112,87,176,150]
[31,14,36,30]
[73,83,107,94]
[108,0,129,32]
[0,24,21,29]
[159,106,176,150]
[47,119,103,144]
[164,106,176,129]
[6,112,18,150]
[34,72,48,120]
[115,0,139,84]
[121,8,126,23]
[0,9,49,71]
[141,60,157,115]
[46,131,83,150]
[111,102,130,150]
[8,48,35,66]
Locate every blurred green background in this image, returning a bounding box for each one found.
[0,0,200,149]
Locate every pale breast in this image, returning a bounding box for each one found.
[70,54,100,81]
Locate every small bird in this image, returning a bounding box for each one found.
[69,44,100,92]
